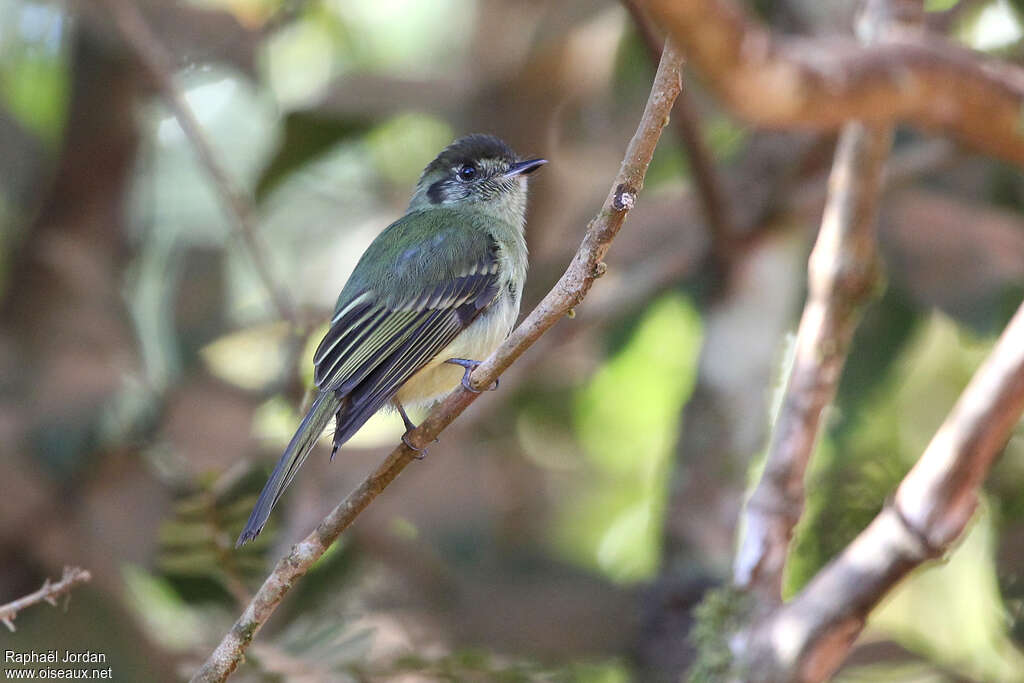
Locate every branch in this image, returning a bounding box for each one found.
[190,40,686,683]
[640,0,1024,166]
[0,566,92,632]
[621,0,738,262]
[100,0,299,328]
[735,123,892,600]
[733,0,910,606]
[740,298,1024,682]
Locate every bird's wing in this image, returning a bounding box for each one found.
[311,224,502,436]
[237,221,504,546]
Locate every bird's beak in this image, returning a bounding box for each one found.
[504,158,548,177]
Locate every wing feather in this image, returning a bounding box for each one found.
[313,306,383,371]
[330,309,465,445]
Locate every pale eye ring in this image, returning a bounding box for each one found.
[456,163,476,181]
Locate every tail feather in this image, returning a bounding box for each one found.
[237,366,415,546]
[236,393,341,546]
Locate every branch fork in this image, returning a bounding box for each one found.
[0,566,92,632]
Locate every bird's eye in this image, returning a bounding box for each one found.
[456,163,476,181]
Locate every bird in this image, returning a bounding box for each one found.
[236,134,546,546]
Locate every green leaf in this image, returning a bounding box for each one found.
[0,1,69,145]
[554,294,702,582]
[121,565,205,651]
[255,111,371,200]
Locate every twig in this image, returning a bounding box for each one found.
[740,297,1024,682]
[100,0,299,328]
[621,0,737,262]
[190,40,685,682]
[640,0,1024,166]
[0,566,92,632]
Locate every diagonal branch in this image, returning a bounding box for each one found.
[734,121,892,601]
[0,566,92,632]
[100,0,299,328]
[190,39,686,683]
[621,0,737,262]
[740,298,1024,682]
[640,0,1024,167]
[733,0,910,607]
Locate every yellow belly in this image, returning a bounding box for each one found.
[395,297,516,408]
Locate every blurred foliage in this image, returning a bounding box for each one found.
[786,309,1024,678]
[366,112,456,188]
[0,0,67,145]
[0,0,69,288]
[122,564,208,653]
[201,322,293,392]
[555,294,701,583]
[254,112,371,200]
[788,312,1011,591]
[373,651,630,683]
[156,485,269,599]
[871,503,1024,682]
[955,0,1024,52]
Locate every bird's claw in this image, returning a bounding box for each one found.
[402,433,429,460]
[446,358,498,393]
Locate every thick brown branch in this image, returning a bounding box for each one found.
[741,299,1024,682]
[190,40,685,683]
[100,0,299,328]
[640,0,1024,166]
[0,566,92,632]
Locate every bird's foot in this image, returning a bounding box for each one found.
[445,358,498,393]
[393,398,437,460]
[401,433,430,460]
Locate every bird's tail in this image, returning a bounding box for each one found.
[236,392,341,546]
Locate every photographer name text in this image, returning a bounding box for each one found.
[5,651,106,665]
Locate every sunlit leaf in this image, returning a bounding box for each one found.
[327,0,476,75]
[575,293,701,477]
[121,564,205,651]
[255,112,371,200]
[262,13,347,108]
[200,321,292,391]
[366,112,454,188]
[554,293,701,582]
[957,0,1024,51]
[0,0,69,145]
[158,520,216,547]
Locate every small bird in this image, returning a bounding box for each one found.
[237,134,546,546]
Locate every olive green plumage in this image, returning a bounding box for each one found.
[237,135,545,546]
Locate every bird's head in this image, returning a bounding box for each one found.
[409,134,546,221]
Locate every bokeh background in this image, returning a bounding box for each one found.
[2,0,1024,680]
